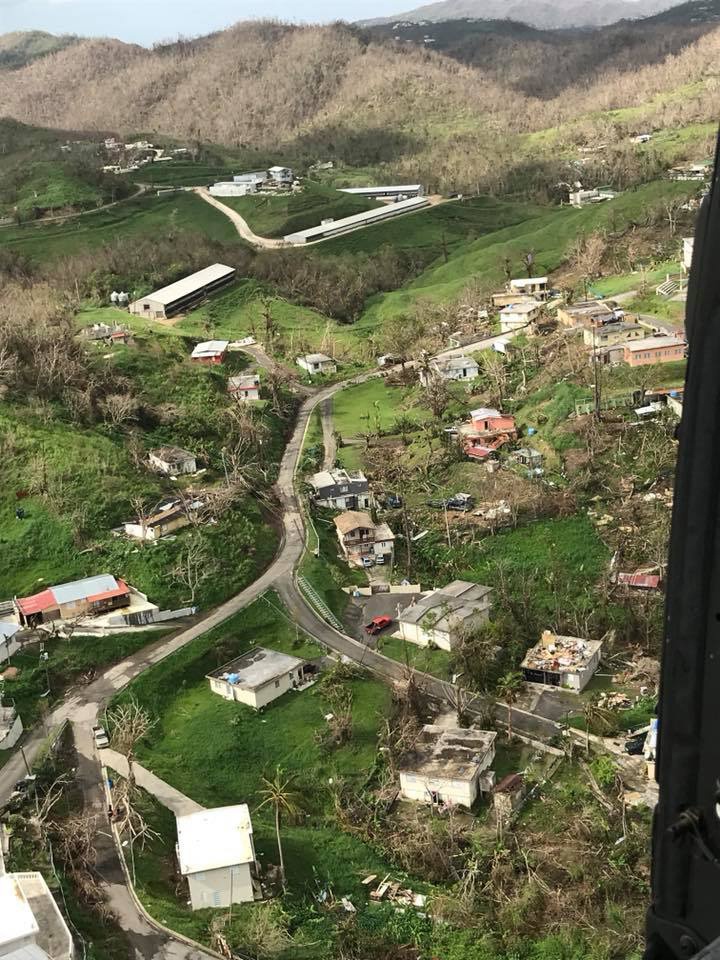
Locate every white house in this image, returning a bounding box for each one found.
[0,622,21,663]
[333,511,395,567]
[397,580,493,652]
[176,805,260,910]
[0,870,74,959]
[122,496,204,542]
[207,646,310,710]
[420,356,479,385]
[148,446,197,475]
[398,725,497,808]
[499,301,540,333]
[308,469,372,510]
[209,181,257,197]
[268,166,293,184]
[296,353,337,376]
[227,374,261,401]
[521,629,603,692]
[509,277,548,298]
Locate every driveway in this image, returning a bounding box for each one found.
[193,189,284,249]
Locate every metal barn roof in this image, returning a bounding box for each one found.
[137,264,235,307]
[285,196,429,244]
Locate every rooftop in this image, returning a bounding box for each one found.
[207,645,306,691]
[500,301,539,315]
[150,445,195,463]
[0,621,20,640]
[228,374,260,390]
[285,196,428,243]
[134,264,235,307]
[399,724,496,782]
[16,575,128,616]
[398,580,493,631]
[299,353,333,364]
[1,871,74,960]
[309,468,367,491]
[521,630,603,675]
[470,407,502,420]
[0,874,38,949]
[191,340,229,358]
[624,336,686,352]
[176,804,254,875]
[510,276,547,287]
[334,511,374,535]
[562,299,613,315]
[438,355,478,370]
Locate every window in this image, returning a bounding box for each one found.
[213,891,221,907]
[274,680,280,688]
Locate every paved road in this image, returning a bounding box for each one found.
[320,397,336,469]
[103,750,204,817]
[193,189,284,248]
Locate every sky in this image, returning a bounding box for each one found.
[0,0,400,43]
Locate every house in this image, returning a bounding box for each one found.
[592,343,626,366]
[227,373,260,401]
[122,496,204,542]
[683,237,695,272]
[176,805,260,910]
[148,446,197,475]
[0,703,23,750]
[521,629,603,692]
[499,301,540,333]
[0,869,74,959]
[308,469,373,510]
[398,725,497,808]
[460,408,517,461]
[191,340,228,364]
[582,322,644,348]
[333,512,395,567]
[419,356,479,385]
[0,621,21,663]
[207,646,311,710]
[209,181,258,197]
[15,575,131,628]
[512,447,543,470]
[623,336,686,367]
[268,165,293,184]
[129,264,236,320]
[492,292,537,309]
[377,353,404,367]
[296,353,337,376]
[80,322,129,343]
[569,187,615,207]
[397,580,493,651]
[556,300,617,329]
[617,572,662,591]
[493,773,525,825]
[509,277,548,299]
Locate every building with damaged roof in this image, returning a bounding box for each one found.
[396,580,493,652]
[398,724,497,808]
[521,629,603,692]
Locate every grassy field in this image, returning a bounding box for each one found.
[331,379,429,438]
[0,191,239,260]
[221,181,380,238]
[376,635,453,681]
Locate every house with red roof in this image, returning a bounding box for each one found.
[460,408,518,461]
[15,575,131,628]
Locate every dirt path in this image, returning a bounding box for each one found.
[0,184,147,231]
[192,188,285,248]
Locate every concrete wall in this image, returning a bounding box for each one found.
[0,634,20,663]
[129,298,166,319]
[187,863,255,911]
[0,712,23,750]
[209,667,305,709]
[399,608,489,652]
[400,747,494,807]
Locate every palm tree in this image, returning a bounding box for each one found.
[496,672,524,741]
[256,767,301,891]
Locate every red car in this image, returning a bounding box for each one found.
[364,615,393,635]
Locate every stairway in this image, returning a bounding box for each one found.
[297,576,344,631]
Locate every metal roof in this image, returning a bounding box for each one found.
[191,340,229,358]
[285,196,429,243]
[134,264,235,307]
[339,185,422,195]
[470,408,502,420]
[176,805,254,875]
[52,575,123,606]
[624,336,685,351]
[0,621,20,640]
[299,353,333,364]
[399,581,493,631]
[207,646,306,690]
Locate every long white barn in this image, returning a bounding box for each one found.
[338,184,424,198]
[284,196,430,245]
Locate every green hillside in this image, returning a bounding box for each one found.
[0,30,78,70]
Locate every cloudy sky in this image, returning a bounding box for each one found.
[0,0,397,43]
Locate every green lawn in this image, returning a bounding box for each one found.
[331,379,429,438]
[221,181,380,238]
[376,636,453,681]
[591,259,682,297]
[0,191,239,260]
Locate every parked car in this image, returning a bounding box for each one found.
[365,615,393,636]
[361,556,375,568]
[375,555,386,565]
[427,493,475,512]
[93,725,110,749]
[385,494,403,509]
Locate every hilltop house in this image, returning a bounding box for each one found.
[207,646,312,710]
[623,336,686,367]
[0,869,74,959]
[459,408,517,461]
[398,725,497,808]
[191,340,228,364]
[296,353,337,376]
[521,629,603,692]
[557,300,618,329]
[227,374,260,401]
[122,496,204,542]
[268,166,293,184]
[499,301,541,334]
[509,276,548,299]
[15,575,131,628]
[176,805,260,910]
[129,264,236,320]
[419,356,479,385]
[333,511,395,567]
[583,322,644,349]
[148,446,197,475]
[308,469,373,510]
[396,580,494,651]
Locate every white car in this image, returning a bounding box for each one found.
[93,725,109,749]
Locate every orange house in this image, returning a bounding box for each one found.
[623,336,686,367]
[462,408,518,460]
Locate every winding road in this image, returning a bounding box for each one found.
[192,188,285,248]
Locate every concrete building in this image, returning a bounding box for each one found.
[338,185,424,198]
[397,580,493,652]
[499,301,541,333]
[0,704,23,751]
[296,353,337,376]
[333,512,395,567]
[420,356,479,385]
[233,172,267,187]
[284,196,429,245]
[148,446,197,475]
[0,622,21,664]
[15,575,131,629]
[207,646,311,710]
[493,773,525,825]
[122,497,204,542]
[209,181,257,197]
[190,340,228,364]
[460,408,517,461]
[129,264,236,320]
[557,299,617,329]
[398,725,497,808]
[509,277,548,298]
[623,336,686,366]
[683,236,695,273]
[176,805,260,910]
[268,166,293,184]
[0,869,74,959]
[308,469,372,510]
[569,188,615,207]
[582,322,644,348]
[492,292,537,309]
[227,374,260,401]
[521,629,603,692]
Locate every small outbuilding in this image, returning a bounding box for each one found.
[207,646,311,709]
[191,340,228,364]
[399,725,497,808]
[148,446,197,475]
[296,353,337,376]
[176,805,260,910]
[227,374,260,401]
